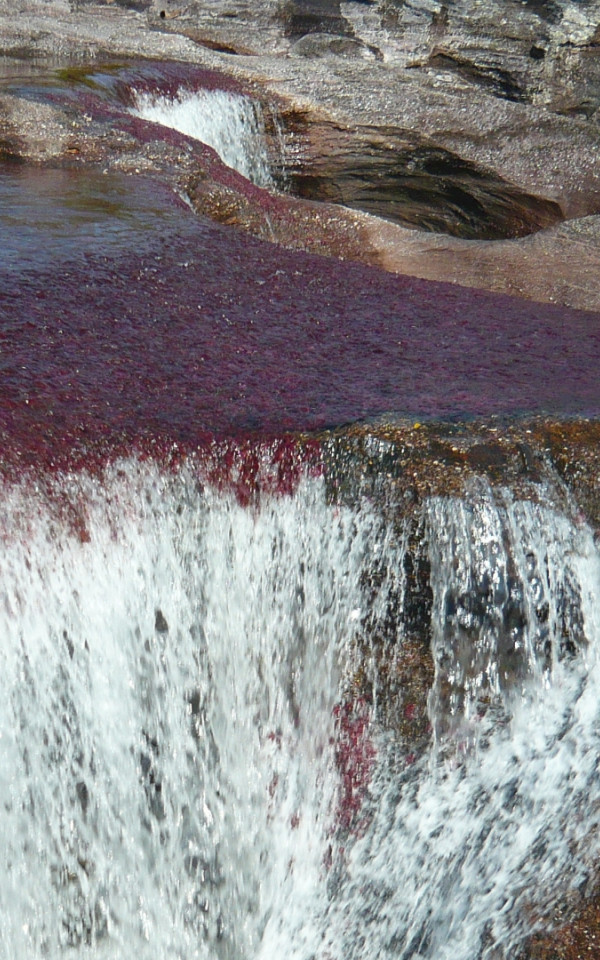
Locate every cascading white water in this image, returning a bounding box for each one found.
[0,458,385,960]
[0,459,599,960]
[310,485,600,960]
[130,89,274,188]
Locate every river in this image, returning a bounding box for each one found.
[1,59,599,960]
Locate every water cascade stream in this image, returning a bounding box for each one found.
[0,455,598,960]
[130,89,274,188]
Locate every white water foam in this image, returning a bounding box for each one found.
[308,486,600,960]
[130,89,274,188]
[0,462,599,959]
[0,460,382,959]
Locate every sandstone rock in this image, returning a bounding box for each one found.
[361,213,600,312]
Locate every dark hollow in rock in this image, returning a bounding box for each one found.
[425,51,527,103]
[73,0,152,7]
[290,33,381,59]
[520,0,564,24]
[116,0,152,9]
[0,139,25,164]
[529,44,546,60]
[281,124,563,239]
[187,37,244,55]
[278,0,354,38]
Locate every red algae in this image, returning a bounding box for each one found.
[332,698,376,835]
[197,436,324,505]
[1,166,600,478]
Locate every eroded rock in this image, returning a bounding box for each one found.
[1,1,600,308]
[278,117,563,238]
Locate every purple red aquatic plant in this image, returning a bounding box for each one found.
[332,697,376,835]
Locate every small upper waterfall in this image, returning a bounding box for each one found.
[0,452,599,960]
[129,88,274,188]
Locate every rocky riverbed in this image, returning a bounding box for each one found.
[1,2,600,957]
[1,0,600,308]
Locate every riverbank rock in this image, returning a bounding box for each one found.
[0,1,600,308]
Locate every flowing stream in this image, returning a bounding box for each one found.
[130,88,274,187]
[3,57,600,960]
[0,455,599,960]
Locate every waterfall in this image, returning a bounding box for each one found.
[0,455,599,959]
[0,457,380,959]
[311,485,600,960]
[129,88,274,188]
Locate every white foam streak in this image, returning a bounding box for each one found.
[130,89,274,187]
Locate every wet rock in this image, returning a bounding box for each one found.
[75,780,89,816]
[186,178,274,238]
[280,118,563,238]
[539,420,600,531]
[323,420,600,523]
[140,730,165,820]
[520,893,600,959]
